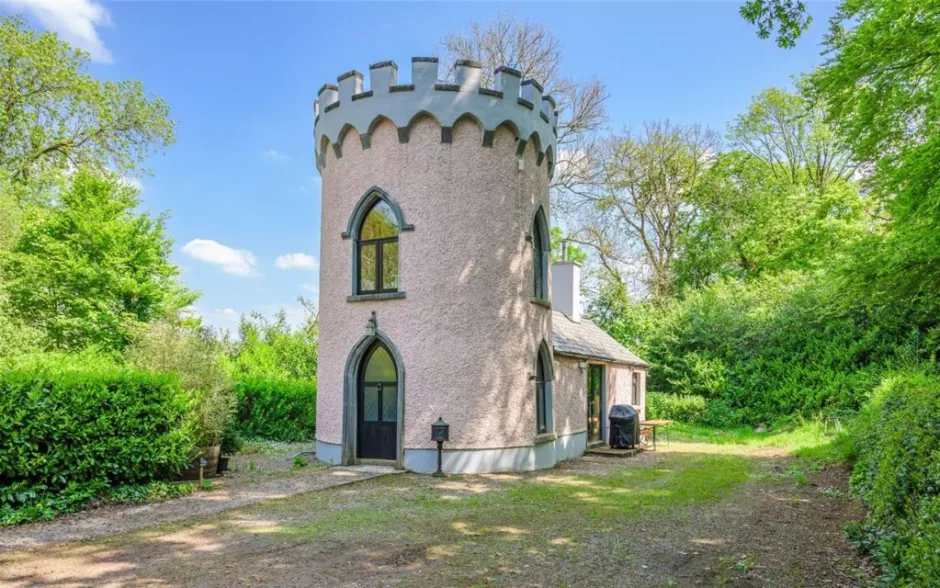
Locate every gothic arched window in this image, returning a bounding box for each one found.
[358,200,399,294]
[532,206,549,301]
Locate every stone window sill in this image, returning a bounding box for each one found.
[347,291,406,303]
[533,432,557,445]
[529,297,551,309]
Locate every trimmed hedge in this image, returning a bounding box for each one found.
[848,371,940,585]
[0,368,195,524]
[234,377,317,441]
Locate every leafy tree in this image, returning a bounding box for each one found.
[727,86,854,192]
[224,298,319,382]
[0,15,174,183]
[550,226,587,264]
[675,152,867,288]
[0,170,194,351]
[740,0,812,48]
[809,0,940,305]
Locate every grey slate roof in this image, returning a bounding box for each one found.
[552,311,649,368]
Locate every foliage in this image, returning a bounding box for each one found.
[0,367,195,525]
[103,481,200,506]
[224,300,319,382]
[848,370,940,584]
[646,392,707,423]
[727,86,854,192]
[676,153,867,289]
[127,320,235,447]
[0,15,174,183]
[811,0,940,309]
[234,377,317,442]
[591,271,935,425]
[740,0,812,48]
[0,170,194,352]
[550,226,587,264]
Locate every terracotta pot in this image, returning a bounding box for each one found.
[179,445,221,480]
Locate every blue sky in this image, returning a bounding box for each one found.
[3,1,838,333]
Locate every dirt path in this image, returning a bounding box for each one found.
[0,465,395,553]
[0,450,870,587]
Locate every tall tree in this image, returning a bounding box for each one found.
[810,0,940,304]
[563,122,720,300]
[0,15,174,184]
[441,15,608,192]
[728,86,854,192]
[0,170,195,351]
[675,151,867,289]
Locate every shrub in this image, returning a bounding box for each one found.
[849,370,940,584]
[127,321,235,447]
[0,367,195,524]
[646,392,707,423]
[234,377,317,441]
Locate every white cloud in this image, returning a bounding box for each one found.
[262,149,291,162]
[301,283,319,295]
[182,239,257,277]
[275,252,318,271]
[217,308,239,317]
[6,0,113,63]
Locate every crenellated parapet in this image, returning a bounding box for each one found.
[314,58,558,176]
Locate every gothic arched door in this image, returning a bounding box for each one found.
[357,341,398,460]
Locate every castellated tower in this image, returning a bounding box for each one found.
[313,57,563,473]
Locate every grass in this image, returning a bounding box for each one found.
[241,453,752,545]
[668,420,854,462]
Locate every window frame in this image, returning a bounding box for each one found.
[631,371,640,405]
[356,200,400,295]
[531,205,550,302]
[343,187,413,300]
[535,341,554,436]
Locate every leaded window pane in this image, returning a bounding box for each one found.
[363,385,379,421]
[382,385,397,422]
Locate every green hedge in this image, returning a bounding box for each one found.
[0,368,195,524]
[234,377,317,441]
[848,371,940,585]
[646,392,707,423]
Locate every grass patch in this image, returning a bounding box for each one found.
[668,420,851,461]
[248,453,751,544]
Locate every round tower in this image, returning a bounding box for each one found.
[314,57,560,473]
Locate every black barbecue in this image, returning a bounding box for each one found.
[608,404,639,449]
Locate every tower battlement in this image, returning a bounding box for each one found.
[314,58,558,175]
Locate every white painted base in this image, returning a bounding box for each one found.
[316,439,343,465]
[317,432,587,474]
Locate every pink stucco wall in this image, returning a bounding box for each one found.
[316,116,552,451]
[553,356,588,436]
[552,354,648,439]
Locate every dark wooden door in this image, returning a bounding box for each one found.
[587,364,603,443]
[358,343,398,460]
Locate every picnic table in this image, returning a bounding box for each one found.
[639,419,674,451]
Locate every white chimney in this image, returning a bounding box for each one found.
[551,261,581,322]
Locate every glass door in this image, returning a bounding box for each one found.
[587,365,603,443]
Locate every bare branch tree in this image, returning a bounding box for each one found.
[563,122,721,301]
[441,14,609,192]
